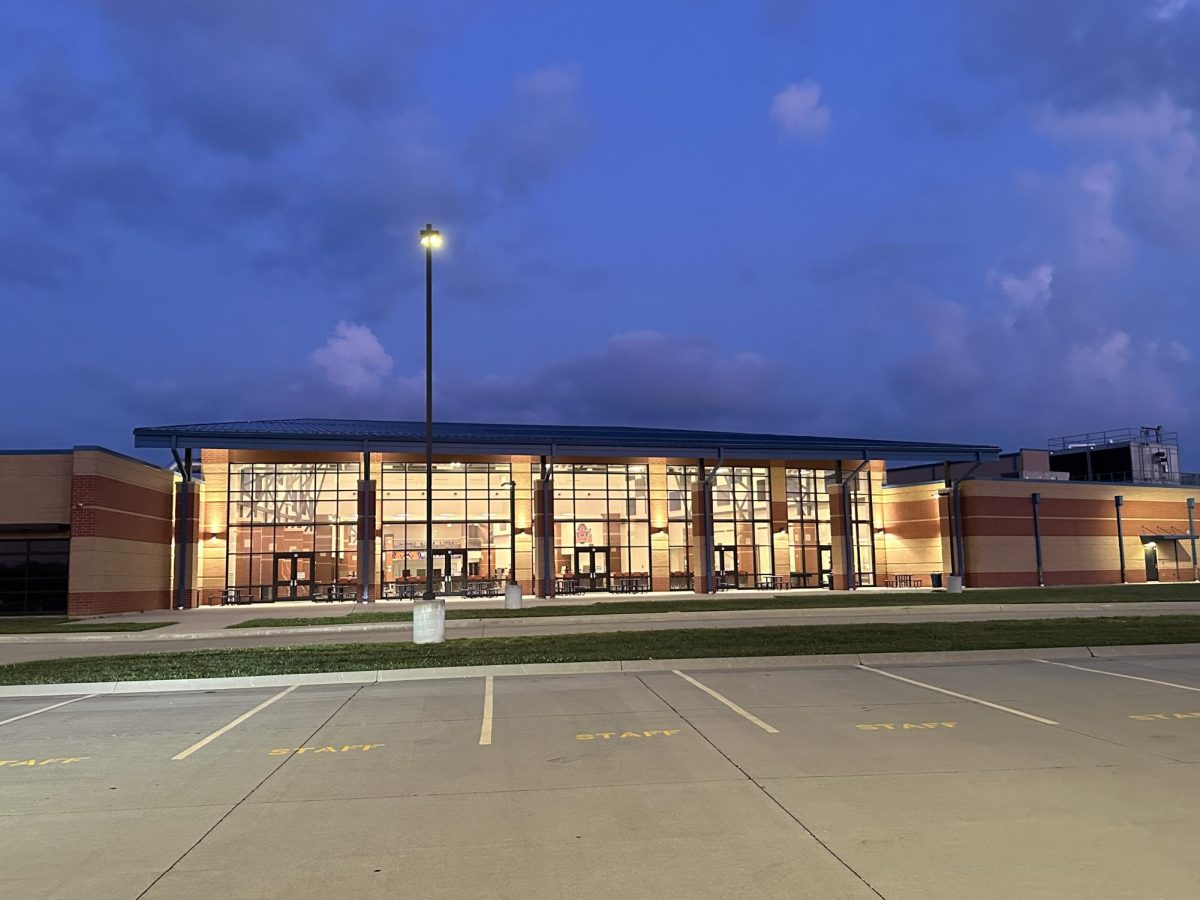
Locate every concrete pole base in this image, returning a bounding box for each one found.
[946,575,964,594]
[413,597,446,643]
[504,582,523,610]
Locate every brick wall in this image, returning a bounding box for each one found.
[68,449,174,616]
[960,480,1197,587]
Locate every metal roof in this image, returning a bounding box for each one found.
[133,418,999,462]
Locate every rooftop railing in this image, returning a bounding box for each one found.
[1049,427,1179,451]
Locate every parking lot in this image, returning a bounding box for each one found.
[4,653,1200,899]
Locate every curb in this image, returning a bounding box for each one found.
[1,642,1197,698]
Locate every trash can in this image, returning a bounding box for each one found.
[946,574,964,594]
[929,572,943,589]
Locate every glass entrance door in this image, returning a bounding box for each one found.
[818,545,833,588]
[274,552,315,601]
[431,549,467,595]
[714,545,738,589]
[574,547,610,591]
[1145,544,1160,582]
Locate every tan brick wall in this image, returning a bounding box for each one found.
[879,482,947,580]
[198,449,230,597]
[649,458,670,591]
[67,449,174,616]
[961,479,1198,587]
[0,454,72,525]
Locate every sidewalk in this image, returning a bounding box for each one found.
[4,599,1199,666]
[78,588,830,633]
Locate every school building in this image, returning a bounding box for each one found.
[0,420,1196,617]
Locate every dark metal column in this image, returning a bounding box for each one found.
[1187,497,1197,583]
[358,447,375,603]
[841,460,868,590]
[1115,495,1126,583]
[1031,492,1044,587]
[171,448,194,610]
[423,233,435,604]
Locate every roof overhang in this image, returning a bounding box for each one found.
[134,419,1000,464]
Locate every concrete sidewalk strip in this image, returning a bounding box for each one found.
[3,642,1200,699]
[5,599,1200,644]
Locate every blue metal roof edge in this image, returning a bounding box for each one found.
[133,419,999,462]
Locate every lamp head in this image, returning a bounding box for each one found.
[419,223,443,249]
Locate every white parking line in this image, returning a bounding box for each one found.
[172,685,299,760]
[479,675,494,746]
[1036,659,1200,693]
[672,670,779,734]
[857,664,1059,726]
[0,694,99,728]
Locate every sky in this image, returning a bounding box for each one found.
[1,0,1198,467]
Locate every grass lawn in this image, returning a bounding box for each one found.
[226,582,1200,630]
[0,618,174,634]
[6,614,1200,684]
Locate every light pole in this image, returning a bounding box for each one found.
[501,479,522,608]
[414,223,445,643]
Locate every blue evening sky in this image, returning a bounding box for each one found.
[2,1,1198,465]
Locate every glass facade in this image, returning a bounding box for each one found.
[848,471,877,587]
[711,466,772,588]
[666,465,696,589]
[786,468,833,587]
[379,462,512,591]
[218,457,867,598]
[0,539,69,615]
[553,464,650,587]
[226,463,360,598]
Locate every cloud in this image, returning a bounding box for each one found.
[1152,0,1192,22]
[109,327,811,437]
[965,1,1200,115]
[0,4,594,308]
[467,65,589,196]
[989,263,1054,322]
[310,322,394,392]
[769,81,830,140]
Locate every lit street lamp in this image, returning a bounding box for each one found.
[414,223,445,644]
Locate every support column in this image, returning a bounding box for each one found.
[649,459,670,593]
[173,479,201,609]
[690,473,715,593]
[534,474,555,597]
[1115,495,1127,584]
[769,464,790,588]
[1188,498,1197,583]
[1032,492,1045,587]
[358,451,376,602]
[512,458,535,595]
[828,479,850,591]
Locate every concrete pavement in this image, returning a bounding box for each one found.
[5,651,1200,897]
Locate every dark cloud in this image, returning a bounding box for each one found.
[0,3,595,311]
[97,0,415,159]
[466,65,589,197]
[104,327,813,437]
[965,1,1200,113]
[807,240,952,291]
